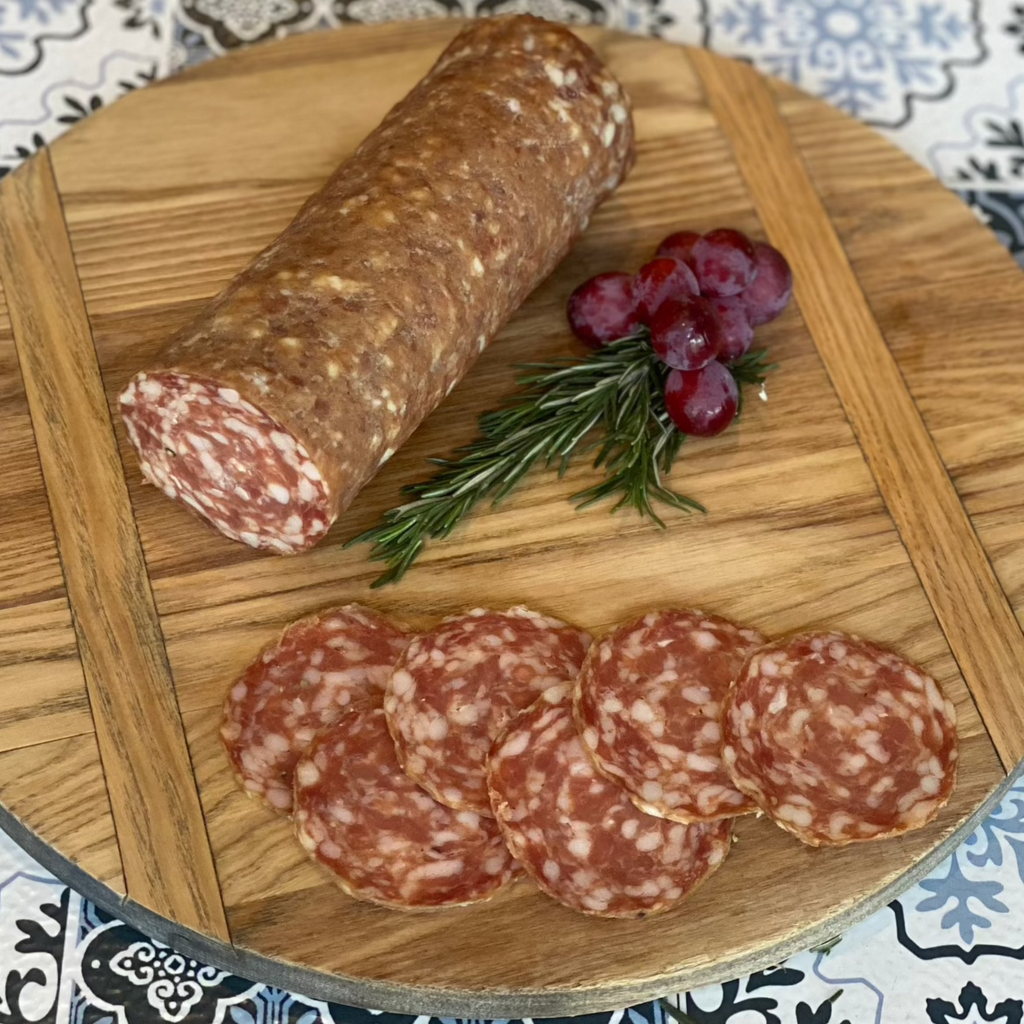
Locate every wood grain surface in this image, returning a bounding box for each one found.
[0,153,227,935]
[692,51,1024,771]
[0,18,1022,1016]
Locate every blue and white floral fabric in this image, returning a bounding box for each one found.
[3,0,1024,1019]
[1,779,1023,1022]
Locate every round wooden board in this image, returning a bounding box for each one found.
[1,17,1024,1017]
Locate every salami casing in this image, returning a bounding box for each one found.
[221,604,411,814]
[294,709,517,909]
[575,609,764,822]
[722,631,959,847]
[119,16,635,553]
[385,607,590,815]
[487,686,732,918]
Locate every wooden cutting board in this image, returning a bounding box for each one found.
[1,17,1023,1016]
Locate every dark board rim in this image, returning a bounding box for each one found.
[1,759,1020,1018]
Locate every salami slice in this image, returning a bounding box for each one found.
[221,604,411,814]
[119,16,635,554]
[294,709,517,909]
[384,607,590,815]
[488,687,731,917]
[575,609,764,823]
[722,631,959,847]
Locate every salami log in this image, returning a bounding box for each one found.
[294,709,517,909]
[221,604,411,814]
[119,16,636,553]
[722,631,959,847]
[385,607,590,815]
[487,686,731,917]
[575,609,764,822]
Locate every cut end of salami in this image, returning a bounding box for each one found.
[385,606,590,816]
[722,631,959,847]
[294,708,517,910]
[488,686,732,918]
[575,609,764,823]
[121,372,333,553]
[221,604,411,815]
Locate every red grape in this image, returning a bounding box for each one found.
[738,242,793,325]
[567,272,640,348]
[633,257,699,323]
[693,228,757,297]
[664,362,739,437]
[649,295,724,371]
[709,296,754,362]
[655,231,701,271]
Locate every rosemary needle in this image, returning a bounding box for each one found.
[347,333,774,588]
[659,998,702,1024]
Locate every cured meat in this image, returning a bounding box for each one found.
[294,709,516,909]
[575,609,764,822]
[221,604,411,814]
[487,687,731,918]
[119,16,636,554]
[722,631,959,847]
[385,607,589,814]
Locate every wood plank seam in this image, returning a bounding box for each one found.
[0,169,131,891]
[688,48,1024,772]
[0,151,230,936]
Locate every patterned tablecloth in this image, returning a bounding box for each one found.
[2,2,1024,1022]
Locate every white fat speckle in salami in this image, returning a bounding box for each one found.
[385,607,589,815]
[221,604,411,815]
[294,709,516,909]
[487,687,731,918]
[722,631,959,847]
[575,610,764,823]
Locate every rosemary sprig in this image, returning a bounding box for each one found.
[810,935,843,956]
[659,998,701,1024]
[347,334,774,587]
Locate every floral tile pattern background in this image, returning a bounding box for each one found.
[3,0,1024,1020]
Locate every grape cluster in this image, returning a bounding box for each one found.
[566,228,793,436]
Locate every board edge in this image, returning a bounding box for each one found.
[0,761,1018,1018]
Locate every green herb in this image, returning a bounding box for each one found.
[659,998,702,1024]
[347,333,774,587]
[810,935,843,956]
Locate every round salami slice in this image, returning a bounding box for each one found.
[221,604,412,814]
[575,609,764,823]
[487,687,732,918]
[385,607,590,815]
[294,709,517,910]
[722,631,959,847]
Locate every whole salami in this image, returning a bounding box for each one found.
[385,607,589,815]
[294,709,517,909]
[119,16,636,553]
[221,604,411,814]
[575,609,764,822]
[488,686,731,918]
[722,631,959,847]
